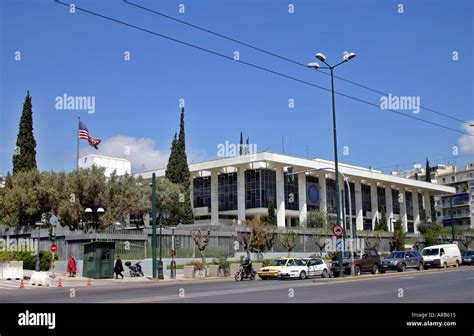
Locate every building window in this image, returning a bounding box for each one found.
[407,221,414,233]
[406,192,413,220]
[326,179,336,214]
[377,186,386,213]
[193,177,211,210]
[392,189,400,215]
[245,169,276,209]
[361,184,372,217]
[418,193,423,214]
[306,175,319,212]
[218,173,237,211]
[344,182,355,216]
[363,218,372,231]
[284,173,299,210]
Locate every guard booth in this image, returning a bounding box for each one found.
[82,242,116,279]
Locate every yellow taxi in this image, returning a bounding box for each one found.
[257,258,298,280]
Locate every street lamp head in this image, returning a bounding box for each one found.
[343,52,356,62]
[85,208,93,213]
[307,62,320,70]
[97,207,105,214]
[315,53,326,62]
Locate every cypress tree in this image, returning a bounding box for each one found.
[239,132,243,156]
[267,200,276,225]
[425,158,437,223]
[165,133,178,182]
[246,137,250,155]
[12,91,37,174]
[165,108,194,224]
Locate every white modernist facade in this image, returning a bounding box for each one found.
[136,152,455,233]
[79,154,131,177]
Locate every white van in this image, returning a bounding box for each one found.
[421,244,461,268]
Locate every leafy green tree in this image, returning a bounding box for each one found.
[0,169,41,226]
[12,91,37,174]
[267,200,277,225]
[305,210,331,228]
[101,173,151,228]
[390,219,406,251]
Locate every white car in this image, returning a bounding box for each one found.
[277,258,330,280]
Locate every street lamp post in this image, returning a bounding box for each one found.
[308,51,356,278]
[151,173,157,278]
[158,208,170,280]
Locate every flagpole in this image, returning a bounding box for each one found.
[76,117,80,171]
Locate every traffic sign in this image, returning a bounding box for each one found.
[50,244,57,252]
[49,215,59,226]
[336,239,342,251]
[332,224,344,237]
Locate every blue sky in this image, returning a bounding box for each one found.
[1,0,473,175]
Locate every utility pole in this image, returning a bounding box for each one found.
[151,173,157,278]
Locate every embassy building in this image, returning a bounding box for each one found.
[136,152,454,233]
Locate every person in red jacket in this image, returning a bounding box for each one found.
[67,256,77,277]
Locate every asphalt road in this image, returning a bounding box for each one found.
[1,268,473,303]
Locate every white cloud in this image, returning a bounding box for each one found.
[458,121,474,155]
[79,135,169,172]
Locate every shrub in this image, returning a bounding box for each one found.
[212,257,230,274]
[0,251,55,271]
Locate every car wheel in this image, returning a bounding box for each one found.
[321,269,329,278]
[355,265,361,276]
[417,262,423,271]
[398,263,406,272]
[299,271,306,280]
[372,264,380,275]
[455,260,459,268]
[443,262,447,269]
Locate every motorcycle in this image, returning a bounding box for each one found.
[234,264,256,281]
[124,261,144,277]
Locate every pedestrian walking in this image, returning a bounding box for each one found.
[114,255,124,279]
[67,256,77,277]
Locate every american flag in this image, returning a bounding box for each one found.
[78,120,101,150]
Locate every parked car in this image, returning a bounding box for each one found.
[381,251,424,272]
[258,258,299,280]
[421,244,461,268]
[461,250,474,266]
[330,248,382,276]
[278,258,329,280]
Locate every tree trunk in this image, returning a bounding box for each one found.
[246,250,251,259]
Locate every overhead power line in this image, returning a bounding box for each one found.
[123,0,472,127]
[54,1,473,136]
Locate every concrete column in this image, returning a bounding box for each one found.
[385,185,394,232]
[399,187,407,231]
[354,179,363,231]
[275,166,286,227]
[424,192,432,219]
[319,174,327,213]
[370,183,378,229]
[210,170,219,225]
[298,173,307,227]
[190,177,194,208]
[412,190,420,234]
[237,167,246,223]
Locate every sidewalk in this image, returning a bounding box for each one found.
[22,269,232,285]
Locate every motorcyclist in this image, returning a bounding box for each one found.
[242,257,253,276]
